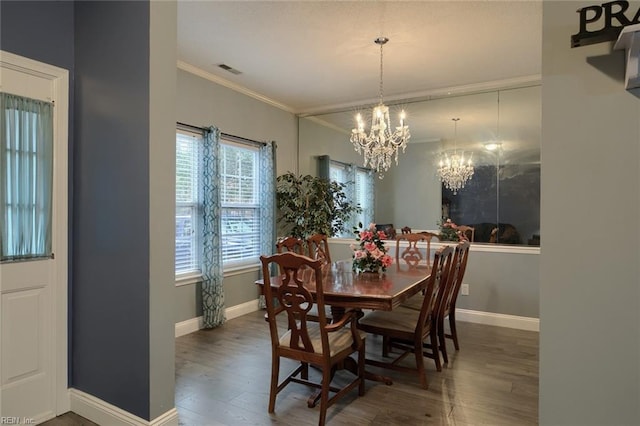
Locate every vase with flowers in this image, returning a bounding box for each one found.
[351,222,393,274]
[439,218,466,242]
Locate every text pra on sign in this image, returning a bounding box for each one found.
[572,0,640,47]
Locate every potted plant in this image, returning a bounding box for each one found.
[276,172,361,239]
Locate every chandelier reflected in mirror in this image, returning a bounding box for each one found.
[437,118,474,194]
[351,37,410,178]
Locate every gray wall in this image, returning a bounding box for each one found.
[175,68,298,320]
[375,142,441,229]
[73,1,175,421]
[148,1,178,419]
[298,117,363,175]
[74,2,151,417]
[540,1,640,424]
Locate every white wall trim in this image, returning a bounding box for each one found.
[175,316,203,338]
[225,298,260,320]
[175,299,261,337]
[69,389,179,426]
[328,237,540,255]
[456,308,539,332]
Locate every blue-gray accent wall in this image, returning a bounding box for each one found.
[73,1,151,419]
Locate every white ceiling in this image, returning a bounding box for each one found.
[177,1,543,115]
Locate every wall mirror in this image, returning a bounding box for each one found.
[298,84,541,246]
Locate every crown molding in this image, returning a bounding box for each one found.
[178,60,541,118]
[177,60,296,114]
[298,74,542,116]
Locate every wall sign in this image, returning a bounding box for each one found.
[572,0,640,47]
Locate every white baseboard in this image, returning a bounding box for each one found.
[455,308,539,332]
[225,298,260,320]
[175,316,203,337]
[175,302,538,335]
[175,299,260,337]
[69,389,179,426]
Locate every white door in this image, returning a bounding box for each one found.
[0,51,69,423]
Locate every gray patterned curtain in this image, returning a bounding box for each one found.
[201,126,225,328]
[346,164,358,231]
[259,141,277,308]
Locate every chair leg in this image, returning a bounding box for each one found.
[449,312,460,350]
[301,362,309,380]
[430,331,442,372]
[318,366,332,426]
[358,343,366,396]
[414,343,428,389]
[382,336,390,357]
[438,320,448,364]
[268,354,280,413]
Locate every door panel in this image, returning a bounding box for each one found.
[1,51,67,422]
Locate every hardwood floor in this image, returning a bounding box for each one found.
[175,311,538,425]
[40,311,538,425]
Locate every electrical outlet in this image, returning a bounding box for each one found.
[461,283,469,295]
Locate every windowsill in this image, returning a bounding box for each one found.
[175,272,203,287]
[175,262,261,286]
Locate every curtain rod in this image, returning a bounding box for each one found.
[177,121,266,146]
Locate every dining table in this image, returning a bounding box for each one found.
[256,259,431,316]
[255,259,432,392]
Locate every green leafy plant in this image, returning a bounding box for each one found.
[439,218,463,242]
[276,172,361,239]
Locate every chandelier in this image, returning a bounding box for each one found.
[351,37,410,178]
[437,118,474,194]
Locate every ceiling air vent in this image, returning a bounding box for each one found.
[217,64,242,75]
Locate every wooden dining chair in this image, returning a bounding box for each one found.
[275,236,305,255]
[395,232,438,269]
[438,240,471,359]
[401,226,412,234]
[260,252,366,425]
[307,233,331,264]
[457,225,475,242]
[400,241,470,364]
[306,233,333,322]
[356,246,453,389]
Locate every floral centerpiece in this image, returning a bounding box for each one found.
[439,218,466,242]
[351,222,393,274]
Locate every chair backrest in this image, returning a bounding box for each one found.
[260,252,329,353]
[401,226,412,234]
[457,225,475,242]
[275,236,305,255]
[307,233,331,264]
[415,245,453,334]
[441,241,471,317]
[396,232,437,268]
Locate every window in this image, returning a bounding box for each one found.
[175,129,202,275]
[329,160,374,234]
[355,168,374,227]
[1,93,54,261]
[219,140,261,267]
[175,129,265,277]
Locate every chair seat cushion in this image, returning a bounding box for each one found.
[280,324,366,357]
[358,306,420,334]
[400,294,422,311]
